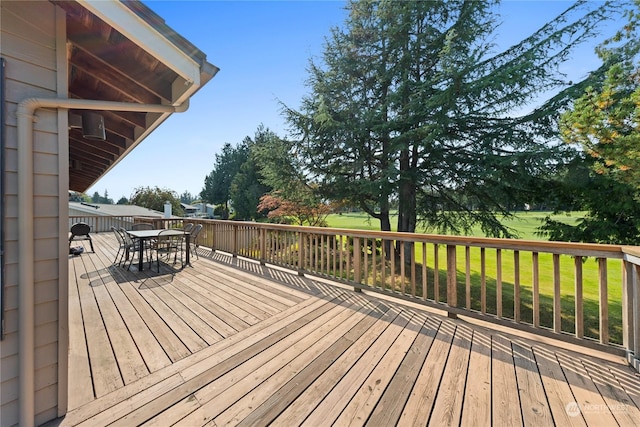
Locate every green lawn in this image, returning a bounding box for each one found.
[326,210,584,240]
[324,211,623,344]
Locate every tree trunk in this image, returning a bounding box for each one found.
[397,148,417,263]
[378,197,393,260]
[397,149,417,234]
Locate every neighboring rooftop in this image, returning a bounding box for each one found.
[69,201,167,217]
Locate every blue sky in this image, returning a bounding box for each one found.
[87,0,624,201]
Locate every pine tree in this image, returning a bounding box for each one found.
[284,0,617,236]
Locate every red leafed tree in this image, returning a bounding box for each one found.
[258,193,333,227]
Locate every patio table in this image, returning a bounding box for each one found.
[127,229,190,271]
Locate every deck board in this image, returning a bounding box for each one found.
[512,341,554,426]
[365,316,439,426]
[429,324,473,426]
[334,311,428,426]
[75,254,124,397]
[67,258,94,409]
[492,333,523,426]
[396,320,454,426]
[211,296,377,426]
[102,280,172,372]
[236,302,386,427]
[57,232,640,427]
[304,307,412,426]
[460,330,492,426]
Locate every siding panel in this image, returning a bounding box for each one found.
[35,173,60,196]
[35,239,61,262]
[0,31,56,71]
[3,53,57,90]
[34,301,59,326]
[1,1,61,425]
[1,1,57,40]
[34,196,62,217]
[34,145,61,168]
[35,280,60,305]
[34,128,61,154]
[35,217,62,237]
[5,76,56,105]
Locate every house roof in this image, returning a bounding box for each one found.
[50,0,219,192]
[69,201,168,217]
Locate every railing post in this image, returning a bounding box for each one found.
[598,257,609,344]
[212,222,218,253]
[447,244,457,318]
[298,232,304,276]
[232,223,238,257]
[622,252,640,373]
[635,264,640,372]
[623,260,634,364]
[260,228,266,265]
[575,256,584,339]
[353,237,362,292]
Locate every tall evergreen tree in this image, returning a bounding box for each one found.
[284,0,617,237]
[179,191,194,204]
[200,142,248,219]
[250,127,323,217]
[230,132,272,221]
[541,0,640,244]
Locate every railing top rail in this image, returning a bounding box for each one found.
[206,218,628,258]
[76,215,636,258]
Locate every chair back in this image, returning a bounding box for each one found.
[183,223,194,232]
[111,226,125,245]
[157,229,181,239]
[190,224,203,243]
[131,223,154,231]
[120,227,135,245]
[70,222,91,236]
[156,229,183,251]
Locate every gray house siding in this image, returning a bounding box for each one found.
[1,1,66,425]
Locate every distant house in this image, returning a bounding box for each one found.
[70,201,166,218]
[181,202,217,218]
[198,202,218,218]
[1,1,218,425]
[181,202,200,217]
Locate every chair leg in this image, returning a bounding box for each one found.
[122,247,130,267]
[125,250,135,270]
[124,244,139,271]
[189,243,199,260]
[114,247,122,266]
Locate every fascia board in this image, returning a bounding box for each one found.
[80,0,201,102]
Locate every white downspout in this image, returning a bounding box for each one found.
[17,97,188,426]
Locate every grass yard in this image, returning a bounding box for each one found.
[326,210,584,240]
[325,211,623,344]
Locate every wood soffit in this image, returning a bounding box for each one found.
[50,0,213,193]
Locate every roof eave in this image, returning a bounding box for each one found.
[80,0,219,105]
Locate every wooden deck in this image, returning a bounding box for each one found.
[56,232,640,426]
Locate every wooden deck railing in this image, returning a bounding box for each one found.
[80,215,639,371]
[69,215,163,232]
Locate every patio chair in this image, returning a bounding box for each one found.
[188,224,203,260]
[131,223,154,231]
[152,229,184,271]
[120,227,149,270]
[111,226,134,266]
[69,222,94,252]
